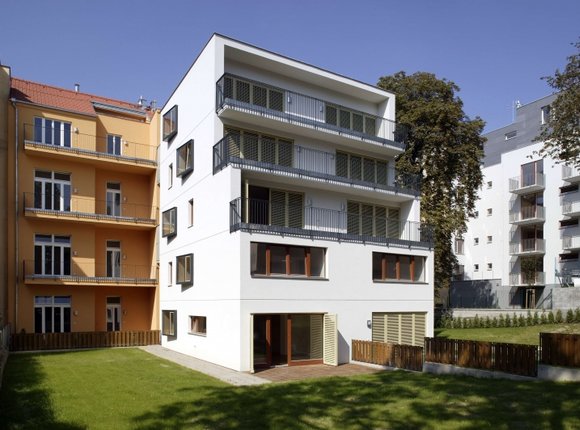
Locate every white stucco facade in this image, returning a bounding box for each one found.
[159,34,434,372]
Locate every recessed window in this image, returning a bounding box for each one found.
[189,316,207,336]
[560,252,578,262]
[474,238,479,245]
[163,105,178,141]
[487,263,493,271]
[176,254,193,285]
[560,218,579,228]
[251,242,326,278]
[505,130,517,140]
[487,181,493,189]
[176,139,194,177]
[372,252,425,282]
[541,105,551,125]
[168,164,173,188]
[188,199,194,227]
[162,207,177,237]
[487,208,493,216]
[162,310,176,336]
[168,261,173,286]
[34,296,71,333]
[107,135,122,156]
[34,117,72,147]
[487,235,493,244]
[454,238,464,255]
[560,184,578,194]
[474,264,479,272]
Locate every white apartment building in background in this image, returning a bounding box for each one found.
[453,94,580,310]
[159,34,434,372]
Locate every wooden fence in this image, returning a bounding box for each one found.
[424,338,538,377]
[540,333,580,368]
[352,340,423,371]
[10,330,160,352]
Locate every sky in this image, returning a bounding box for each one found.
[1,0,578,132]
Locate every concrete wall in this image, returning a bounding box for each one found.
[0,66,10,326]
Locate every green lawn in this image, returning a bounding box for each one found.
[435,323,580,345]
[1,348,580,429]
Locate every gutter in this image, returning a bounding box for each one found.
[10,100,18,331]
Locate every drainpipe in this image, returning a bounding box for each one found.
[11,100,18,332]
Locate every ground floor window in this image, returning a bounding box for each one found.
[371,312,426,346]
[189,316,207,336]
[162,310,176,336]
[34,296,71,333]
[251,242,326,278]
[372,252,425,282]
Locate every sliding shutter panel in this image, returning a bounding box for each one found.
[350,156,362,181]
[287,192,303,229]
[278,139,293,167]
[225,129,241,159]
[339,109,351,129]
[336,152,348,178]
[386,313,400,344]
[400,314,414,346]
[235,79,251,103]
[363,158,376,183]
[325,105,338,126]
[365,116,376,136]
[270,190,286,227]
[371,313,386,342]
[223,76,234,99]
[261,136,276,164]
[413,313,426,347]
[361,204,374,236]
[347,201,360,235]
[352,113,364,132]
[323,314,338,366]
[374,206,387,237]
[310,315,323,360]
[387,208,400,238]
[252,85,267,108]
[268,89,284,112]
[242,133,259,161]
[376,161,388,186]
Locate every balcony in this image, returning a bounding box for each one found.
[562,165,580,183]
[23,260,157,287]
[509,272,546,287]
[563,235,580,251]
[23,124,157,172]
[23,193,157,229]
[229,197,433,249]
[213,133,419,198]
[508,173,545,194]
[509,238,546,256]
[216,74,406,154]
[562,200,580,217]
[509,206,545,225]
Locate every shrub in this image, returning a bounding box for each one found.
[526,311,533,326]
[540,312,547,325]
[456,317,463,329]
[498,313,505,328]
[513,313,520,327]
[548,311,555,324]
[484,316,491,328]
[504,314,511,327]
[566,309,575,323]
[533,311,539,326]
[555,309,564,324]
[518,314,526,327]
[575,308,580,323]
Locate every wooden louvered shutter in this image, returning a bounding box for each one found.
[252,85,267,108]
[325,105,337,126]
[372,313,386,342]
[278,139,293,167]
[386,313,400,344]
[287,192,303,228]
[223,76,233,99]
[225,127,240,158]
[363,158,376,183]
[270,190,286,227]
[269,89,284,112]
[323,314,338,366]
[350,156,362,181]
[413,313,426,347]
[352,113,363,132]
[310,315,323,360]
[376,161,388,186]
[365,116,376,136]
[336,152,348,178]
[374,206,387,237]
[361,204,373,236]
[400,314,414,346]
[387,208,400,238]
[242,132,259,161]
[235,79,250,103]
[347,201,360,235]
[261,136,276,164]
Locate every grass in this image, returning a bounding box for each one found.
[1,348,580,429]
[435,323,580,345]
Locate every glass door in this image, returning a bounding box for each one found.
[107,135,122,156]
[106,241,121,278]
[106,297,121,331]
[106,182,121,216]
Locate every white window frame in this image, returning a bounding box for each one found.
[34,170,71,212]
[34,295,71,333]
[162,310,176,336]
[34,117,72,147]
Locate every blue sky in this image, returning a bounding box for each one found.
[1,0,578,132]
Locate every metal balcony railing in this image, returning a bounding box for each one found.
[24,124,157,165]
[23,192,157,224]
[562,165,580,182]
[216,74,407,149]
[509,238,546,255]
[213,133,420,195]
[508,173,546,192]
[23,260,158,284]
[509,272,546,286]
[229,197,433,248]
[508,206,545,224]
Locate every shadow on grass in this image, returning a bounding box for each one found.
[131,371,580,430]
[0,353,85,430]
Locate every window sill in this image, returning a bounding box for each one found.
[188,332,206,337]
[373,279,428,285]
[251,274,328,281]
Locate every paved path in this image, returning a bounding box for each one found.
[140,345,270,386]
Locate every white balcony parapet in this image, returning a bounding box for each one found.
[509,238,546,255]
[509,271,546,286]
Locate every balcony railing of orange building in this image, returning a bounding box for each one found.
[23,124,157,165]
[23,192,158,224]
[216,74,407,149]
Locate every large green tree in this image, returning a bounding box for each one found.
[378,72,486,292]
[536,41,580,166]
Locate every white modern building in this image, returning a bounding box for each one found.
[453,94,580,310]
[159,34,434,372]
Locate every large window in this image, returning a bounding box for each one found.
[34,296,71,333]
[163,105,178,141]
[34,117,71,147]
[454,238,464,255]
[336,151,388,186]
[107,135,122,155]
[162,207,177,237]
[347,201,399,238]
[34,170,71,211]
[162,310,176,336]
[251,243,326,278]
[176,254,193,285]
[521,160,543,187]
[189,316,207,336]
[372,252,425,282]
[176,139,194,176]
[34,235,71,276]
[223,76,284,112]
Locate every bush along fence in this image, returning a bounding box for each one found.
[438,308,580,329]
[353,333,580,379]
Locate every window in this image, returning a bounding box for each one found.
[560,218,579,228]
[168,261,173,286]
[106,240,121,277]
[34,235,71,276]
[188,199,194,227]
[521,160,543,187]
[560,252,578,262]
[162,207,177,237]
[107,134,122,156]
[225,127,293,167]
[487,181,493,189]
[176,254,193,285]
[474,211,479,218]
[454,238,464,255]
[34,296,71,333]
[34,117,71,147]
[223,76,284,112]
[560,184,578,194]
[505,130,517,140]
[372,312,426,346]
[189,316,207,336]
[325,104,377,137]
[541,105,551,125]
[251,243,326,278]
[163,105,178,141]
[168,164,173,188]
[176,139,194,176]
[452,264,464,281]
[372,252,425,282]
[34,171,71,211]
[487,263,493,271]
[347,201,399,238]
[487,235,493,244]
[474,264,479,272]
[487,208,493,216]
[106,182,121,217]
[474,237,479,245]
[162,310,176,336]
[336,151,389,186]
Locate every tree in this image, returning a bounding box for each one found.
[377,72,485,292]
[536,40,580,166]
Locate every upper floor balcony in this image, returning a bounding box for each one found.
[509,271,545,287]
[23,192,157,229]
[24,124,157,173]
[213,132,420,198]
[562,235,580,251]
[509,173,545,194]
[509,238,546,256]
[562,165,580,183]
[509,205,545,225]
[562,200,580,217]
[229,197,433,249]
[216,74,406,155]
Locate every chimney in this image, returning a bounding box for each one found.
[74,83,80,93]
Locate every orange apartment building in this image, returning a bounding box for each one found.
[2,72,160,334]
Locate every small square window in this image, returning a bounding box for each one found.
[176,139,194,177]
[168,164,173,188]
[168,261,173,286]
[474,238,479,245]
[505,130,517,140]
[163,105,178,141]
[188,199,194,227]
[474,211,479,219]
[162,207,177,237]
[487,181,492,189]
[487,235,493,244]
[541,105,551,125]
[487,208,493,216]
[474,264,479,272]
[454,238,464,255]
[487,263,493,271]
[176,254,193,285]
[162,310,176,336]
[189,316,207,336]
